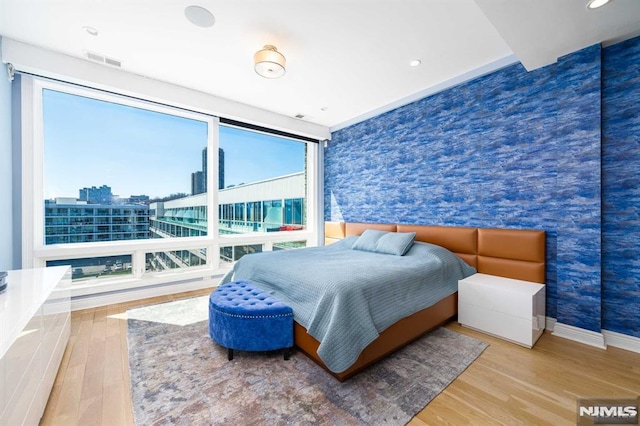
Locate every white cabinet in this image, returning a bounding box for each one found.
[0,266,71,426]
[458,273,545,348]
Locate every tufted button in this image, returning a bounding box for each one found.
[212,281,291,315]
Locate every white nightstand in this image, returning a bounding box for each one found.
[458,273,546,348]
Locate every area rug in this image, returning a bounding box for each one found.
[127,296,488,425]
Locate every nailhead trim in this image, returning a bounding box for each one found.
[209,306,293,319]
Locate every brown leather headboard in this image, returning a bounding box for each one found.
[398,225,477,268]
[477,228,545,283]
[345,222,397,236]
[325,221,546,284]
[325,221,346,245]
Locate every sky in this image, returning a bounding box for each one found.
[43,89,306,200]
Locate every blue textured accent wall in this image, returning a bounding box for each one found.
[555,45,602,333]
[602,37,640,338]
[325,37,640,338]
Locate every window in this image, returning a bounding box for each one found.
[47,255,133,281]
[284,198,304,226]
[23,77,318,296]
[218,125,307,234]
[145,248,207,272]
[42,88,211,245]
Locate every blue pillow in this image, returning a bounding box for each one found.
[351,230,416,256]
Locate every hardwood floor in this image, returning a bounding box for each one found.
[41,290,640,425]
[41,289,213,426]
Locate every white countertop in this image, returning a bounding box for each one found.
[0,266,70,359]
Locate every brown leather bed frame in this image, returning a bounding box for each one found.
[296,221,546,381]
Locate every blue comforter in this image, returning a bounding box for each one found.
[221,236,476,373]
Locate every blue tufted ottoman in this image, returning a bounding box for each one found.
[208,280,294,361]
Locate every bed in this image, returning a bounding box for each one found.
[223,222,546,381]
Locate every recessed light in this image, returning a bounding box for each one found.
[184,5,215,28]
[409,59,422,67]
[587,0,611,9]
[83,26,99,36]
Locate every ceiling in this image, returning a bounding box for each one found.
[1,0,639,132]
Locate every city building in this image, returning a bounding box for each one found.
[190,171,205,196]
[44,198,149,244]
[150,172,305,238]
[191,147,225,195]
[78,185,112,204]
[128,194,150,204]
[218,147,225,190]
[44,167,300,272]
[149,172,305,266]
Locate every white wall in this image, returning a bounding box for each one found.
[0,38,14,270]
[1,38,331,141]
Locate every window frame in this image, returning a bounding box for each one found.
[21,76,319,297]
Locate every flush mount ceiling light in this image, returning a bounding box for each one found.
[254,45,286,79]
[409,59,422,67]
[587,0,611,9]
[184,5,215,28]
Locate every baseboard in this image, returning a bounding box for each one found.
[545,318,640,354]
[603,329,640,354]
[545,316,557,331]
[70,277,221,311]
[552,322,607,349]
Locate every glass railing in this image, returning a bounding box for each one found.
[218,219,305,234]
[47,255,133,282]
[146,248,207,272]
